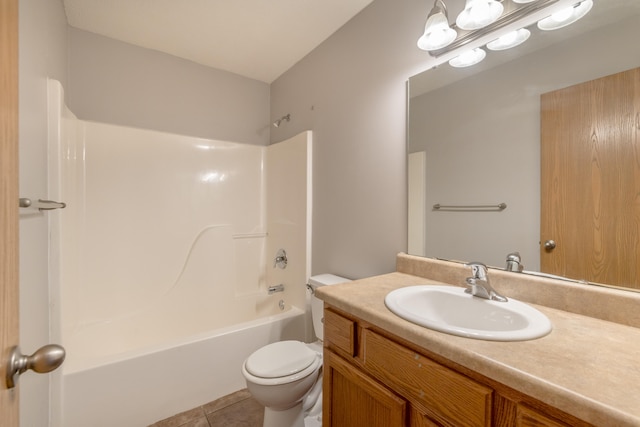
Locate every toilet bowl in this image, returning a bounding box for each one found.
[242,274,351,427]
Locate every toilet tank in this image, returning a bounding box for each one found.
[309,274,351,341]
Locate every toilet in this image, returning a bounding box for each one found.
[242,274,351,427]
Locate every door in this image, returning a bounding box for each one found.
[540,67,640,288]
[323,350,407,427]
[1,0,20,424]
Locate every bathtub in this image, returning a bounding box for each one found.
[60,307,306,427]
[47,80,313,426]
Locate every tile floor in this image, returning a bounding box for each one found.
[149,389,264,427]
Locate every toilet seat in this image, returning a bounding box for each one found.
[246,340,317,378]
[243,341,321,386]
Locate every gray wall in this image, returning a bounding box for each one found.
[18,0,68,425]
[68,28,271,146]
[270,0,431,278]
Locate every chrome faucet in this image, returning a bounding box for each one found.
[273,248,288,269]
[505,252,523,272]
[465,262,508,302]
[267,284,285,295]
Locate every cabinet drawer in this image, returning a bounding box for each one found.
[324,309,356,357]
[363,329,492,427]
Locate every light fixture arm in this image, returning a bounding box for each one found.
[429,0,449,20]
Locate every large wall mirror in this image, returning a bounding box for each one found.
[408,0,640,291]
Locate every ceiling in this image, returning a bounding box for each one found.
[63,0,374,84]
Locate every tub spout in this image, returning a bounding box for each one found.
[268,284,285,295]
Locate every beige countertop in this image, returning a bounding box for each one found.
[316,271,640,427]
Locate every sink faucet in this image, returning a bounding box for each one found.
[505,252,523,272]
[465,262,508,302]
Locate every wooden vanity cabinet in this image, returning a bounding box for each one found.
[322,306,593,427]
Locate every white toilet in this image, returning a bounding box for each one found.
[242,274,351,427]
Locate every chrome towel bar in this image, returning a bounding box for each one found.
[19,198,66,211]
[433,203,507,211]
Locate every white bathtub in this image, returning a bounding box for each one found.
[60,307,306,427]
[47,80,313,427]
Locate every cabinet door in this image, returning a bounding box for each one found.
[410,406,445,427]
[517,405,571,427]
[324,350,407,427]
[363,329,492,427]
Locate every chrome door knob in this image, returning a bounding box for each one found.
[5,344,66,389]
[544,240,556,251]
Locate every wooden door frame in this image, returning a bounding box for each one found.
[1,0,20,424]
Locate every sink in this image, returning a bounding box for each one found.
[385,285,552,341]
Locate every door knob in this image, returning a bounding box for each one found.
[5,344,66,389]
[544,240,556,251]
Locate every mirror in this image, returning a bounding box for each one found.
[408,0,640,291]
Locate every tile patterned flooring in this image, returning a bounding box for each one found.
[149,389,264,427]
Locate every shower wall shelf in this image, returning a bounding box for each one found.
[232,232,268,239]
[19,197,66,211]
[433,203,507,211]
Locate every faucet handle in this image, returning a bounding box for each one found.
[273,248,288,269]
[466,262,488,279]
[506,252,523,272]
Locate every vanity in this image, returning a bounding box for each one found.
[316,254,640,427]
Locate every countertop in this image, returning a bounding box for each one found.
[316,271,640,427]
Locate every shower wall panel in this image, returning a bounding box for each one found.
[60,121,266,332]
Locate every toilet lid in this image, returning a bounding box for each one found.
[245,341,317,379]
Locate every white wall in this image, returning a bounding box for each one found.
[67,28,271,146]
[18,0,68,426]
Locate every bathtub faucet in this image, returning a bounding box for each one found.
[268,284,285,295]
[273,248,288,269]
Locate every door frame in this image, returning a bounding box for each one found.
[0,0,21,424]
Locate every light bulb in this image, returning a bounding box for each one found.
[456,0,504,30]
[449,48,486,67]
[487,28,531,51]
[418,12,457,51]
[537,0,593,31]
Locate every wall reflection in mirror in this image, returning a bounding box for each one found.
[408,0,640,291]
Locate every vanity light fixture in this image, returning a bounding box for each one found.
[486,28,531,50]
[417,0,591,68]
[537,0,593,31]
[456,0,504,30]
[417,0,458,51]
[449,47,487,67]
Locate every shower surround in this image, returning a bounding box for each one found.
[47,80,312,426]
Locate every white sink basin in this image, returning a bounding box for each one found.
[385,285,552,341]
